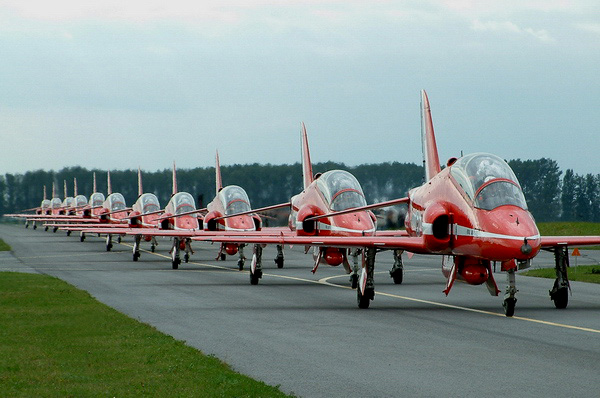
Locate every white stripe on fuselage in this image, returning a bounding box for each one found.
[295,221,376,235]
[422,222,540,241]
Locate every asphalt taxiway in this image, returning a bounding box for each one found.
[1,224,599,397]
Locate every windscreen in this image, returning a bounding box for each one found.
[316,170,367,211]
[220,186,252,216]
[140,193,160,214]
[174,192,196,214]
[450,153,527,210]
[90,193,105,207]
[108,193,127,211]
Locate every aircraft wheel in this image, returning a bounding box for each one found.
[172,258,180,270]
[53,227,58,233]
[33,224,37,230]
[106,243,113,252]
[552,288,569,309]
[25,223,29,229]
[151,245,155,253]
[502,298,516,317]
[274,257,284,269]
[237,259,244,270]
[357,288,374,309]
[184,253,189,263]
[66,230,71,236]
[44,226,49,231]
[80,235,86,242]
[220,253,226,261]
[133,252,140,261]
[391,269,403,284]
[249,269,261,285]
[350,274,358,289]
[117,236,122,243]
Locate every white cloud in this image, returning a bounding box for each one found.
[471,19,553,41]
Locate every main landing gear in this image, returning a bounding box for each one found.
[274,244,285,269]
[502,268,517,317]
[549,246,570,309]
[237,244,246,271]
[106,235,113,251]
[249,244,263,285]
[389,249,404,284]
[133,235,141,261]
[80,231,86,242]
[349,248,361,289]
[170,237,194,269]
[357,247,376,309]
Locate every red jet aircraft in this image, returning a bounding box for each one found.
[200,91,600,316]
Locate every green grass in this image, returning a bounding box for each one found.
[0,238,10,251]
[537,222,600,249]
[0,272,290,397]
[522,266,600,284]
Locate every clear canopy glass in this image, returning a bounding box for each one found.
[90,193,105,207]
[316,170,367,211]
[140,193,160,214]
[107,193,127,211]
[450,153,527,210]
[173,192,196,214]
[219,186,252,216]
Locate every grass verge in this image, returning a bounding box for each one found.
[0,238,10,251]
[537,222,600,249]
[0,272,290,397]
[522,266,600,284]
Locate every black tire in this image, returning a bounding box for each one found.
[66,230,71,236]
[503,298,516,317]
[45,226,49,231]
[274,257,284,269]
[350,274,358,289]
[151,245,155,253]
[238,260,244,271]
[184,253,189,263]
[80,235,85,242]
[33,225,37,230]
[552,288,569,309]
[53,227,58,233]
[172,258,180,270]
[250,269,261,285]
[391,269,403,284]
[357,288,373,309]
[220,253,226,261]
[133,252,139,262]
[117,236,122,243]
[106,243,112,252]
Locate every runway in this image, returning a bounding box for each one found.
[1,224,600,397]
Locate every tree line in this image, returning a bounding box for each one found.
[1,159,598,223]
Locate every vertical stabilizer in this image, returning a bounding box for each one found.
[107,171,113,195]
[74,178,78,196]
[301,122,314,189]
[93,172,97,193]
[137,167,143,197]
[172,162,178,195]
[215,151,223,194]
[43,185,47,200]
[63,180,68,199]
[420,90,442,181]
[52,182,57,198]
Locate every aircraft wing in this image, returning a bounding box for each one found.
[540,236,600,247]
[194,234,428,253]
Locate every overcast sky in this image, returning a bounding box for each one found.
[1,1,599,176]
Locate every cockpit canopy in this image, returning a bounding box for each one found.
[450,153,528,211]
[106,193,127,212]
[41,199,51,209]
[50,198,62,208]
[219,185,252,216]
[90,193,105,207]
[74,195,88,207]
[62,197,74,207]
[172,192,196,215]
[316,170,367,211]
[140,193,160,214]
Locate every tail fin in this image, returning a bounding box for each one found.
[172,162,178,195]
[215,151,223,194]
[74,178,78,196]
[43,185,47,200]
[93,172,97,193]
[137,167,143,197]
[301,122,314,189]
[420,90,442,181]
[107,171,112,195]
[52,182,57,198]
[63,180,68,199]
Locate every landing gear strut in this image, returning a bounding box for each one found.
[502,268,517,317]
[349,248,361,289]
[151,236,157,252]
[389,249,404,284]
[549,245,570,309]
[238,244,246,270]
[133,235,141,261]
[357,247,376,309]
[274,244,284,268]
[171,237,181,269]
[249,244,263,285]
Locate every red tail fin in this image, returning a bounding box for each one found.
[301,122,314,190]
[92,172,97,194]
[52,182,57,198]
[74,178,78,196]
[172,162,178,195]
[137,167,143,197]
[107,171,112,195]
[43,185,47,200]
[421,90,442,181]
[63,180,68,199]
[215,151,223,194]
